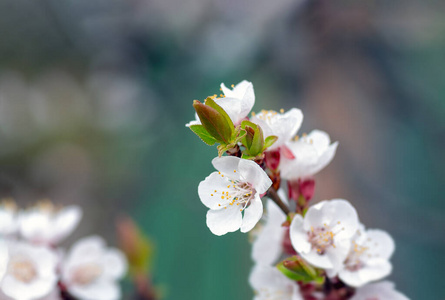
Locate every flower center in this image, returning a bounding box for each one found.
[212,172,255,211]
[308,223,343,255]
[10,258,38,283]
[71,264,103,285]
[344,241,369,271]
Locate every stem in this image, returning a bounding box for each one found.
[267,187,290,215]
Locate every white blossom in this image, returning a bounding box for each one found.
[0,201,19,236]
[0,241,58,300]
[350,281,409,300]
[198,156,272,236]
[249,264,303,300]
[280,130,338,180]
[61,236,127,300]
[252,190,288,265]
[339,226,395,287]
[186,80,255,127]
[250,108,303,150]
[289,199,359,273]
[19,203,82,245]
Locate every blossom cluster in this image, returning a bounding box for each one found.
[188,80,409,299]
[0,201,127,300]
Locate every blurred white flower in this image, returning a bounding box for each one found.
[250,108,303,150]
[61,236,127,300]
[249,264,303,300]
[339,227,395,287]
[289,199,359,273]
[186,80,255,127]
[350,281,409,300]
[1,241,58,300]
[19,203,82,245]
[280,130,338,180]
[251,190,288,265]
[198,156,271,236]
[0,201,19,236]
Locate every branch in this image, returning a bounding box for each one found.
[267,187,290,215]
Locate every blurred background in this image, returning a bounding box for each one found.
[0,0,444,299]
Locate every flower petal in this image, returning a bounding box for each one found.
[206,206,242,236]
[198,172,235,210]
[365,229,395,260]
[211,156,241,180]
[350,281,409,300]
[240,196,263,233]
[69,280,120,300]
[252,199,286,265]
[289,215,311,254]
[52,205,82,243]
[102,249,128,280]
[238,159,271,194]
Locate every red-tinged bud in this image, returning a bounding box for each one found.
[282,227,297,255]
[117,217,154,275]
[265,149,281,171]
[287,179,315,202]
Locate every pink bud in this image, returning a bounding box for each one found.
[287,179,315,202]
[264,149,281,171]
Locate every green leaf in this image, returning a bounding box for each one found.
[276,257,325,283]
[193,100,233,144]
[189,125,217,146]
[243,126,255,149]
[264,135,278,150]
[241,153,256,160]
[205,97,234,130]
[249,125,264,155]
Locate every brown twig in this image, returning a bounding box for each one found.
[267,186,290,215]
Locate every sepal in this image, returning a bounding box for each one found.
[277,256,324,284]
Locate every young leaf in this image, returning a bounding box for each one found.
[204,97,234,130]
[264,135,278,150]
[249,125,264,155]
[193,100,232,144]
[189,125,217,146]
[277,257,325,283]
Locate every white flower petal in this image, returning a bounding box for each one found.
[206,206,242,236]
[307,130,331,154]
[2,276,57,300]
[252,199,286,265]
[214,97,243,124]
[280,130,338,180]
[320,199,359,239]
[249,264,303,300]
[69,280,120,300]
[238,159,272,194]
[102,249,128,280]
[289,215,311,254]
[350,281,409,300]
[340,259,392,287]
[0,207,18,235]
[300,249,334,269]
[307,142,338,176]
[211,156,241,180]
[52,206,82,243]
[68,236,105,263]
[198,172,236,210]
[241,197,263,233]
[251,108,303,149]
[365,229,395,260]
